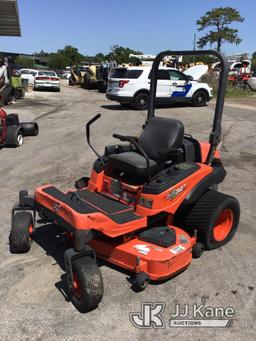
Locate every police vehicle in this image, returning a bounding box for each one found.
[106,65,212,110]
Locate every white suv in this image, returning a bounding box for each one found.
[106,65,212,110]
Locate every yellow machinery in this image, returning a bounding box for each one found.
[81,64,100,90]
[69,66,89,86]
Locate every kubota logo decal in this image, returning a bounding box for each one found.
[53,202,61,212]
[166,184,187,201]
[133,244,151,255]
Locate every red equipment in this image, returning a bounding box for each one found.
[0,108,38,149]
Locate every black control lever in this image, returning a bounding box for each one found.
[86,113,101,141]
[86,113,104,165]
[113,133,151,182]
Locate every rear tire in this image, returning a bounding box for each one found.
[9,212,34,253]
[133,92,150,110]
[82,72,92,90]
[5,126,24,147]
[176,190,240,250]
[69,257,104,313]
[16,132,24,146]
[191,90,208,107]
[20,122,39,136]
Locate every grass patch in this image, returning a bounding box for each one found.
[212,86,256,98]
[201,74,256,98]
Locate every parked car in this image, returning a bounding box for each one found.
[106,65,212,109]
[19,68,37,85]
[33,71,60,91]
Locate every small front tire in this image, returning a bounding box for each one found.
[69,257,104,313]
[9,212,34,253]
[134,272,150,291]
[192,242,205,258]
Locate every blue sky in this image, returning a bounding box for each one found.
[0,0,255,56]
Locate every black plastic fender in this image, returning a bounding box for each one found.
[20,122,39,136]
[181,166,226,207]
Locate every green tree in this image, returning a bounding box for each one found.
[106,45,142,64]
[58,45,84,65]
[197,7,244,51]
[35,50,49,57]
[251,58,256,72]
[48,53,69,70]
[15,56,35,68]
[252,51,256,59]
[182,55,215,65]
[94,53,105,62]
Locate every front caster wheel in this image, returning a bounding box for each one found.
[134,272,150,291]
[69,257,104,313]
[9,212,34,253]
[192,242,205,258]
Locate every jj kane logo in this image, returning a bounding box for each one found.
[130,302,235,329]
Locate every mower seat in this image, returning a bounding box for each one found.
[109,117,184,178]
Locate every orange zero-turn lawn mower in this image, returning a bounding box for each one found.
[9,50,240,313]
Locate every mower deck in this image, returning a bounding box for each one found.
[90,227,194,281]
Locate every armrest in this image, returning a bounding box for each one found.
[159,146,182,155]
[159,146,183,160]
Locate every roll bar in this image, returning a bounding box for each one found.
[147,50,229,164]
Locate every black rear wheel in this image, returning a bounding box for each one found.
[69,257,104,313]
[133,92,150,110]
[191,90,208,107]
[9,212,34,253]
[82,72,92,89]
[175,190,240,250]
[6,128,24,147]
[16,131,24,146]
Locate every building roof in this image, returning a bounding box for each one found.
[0,0,21,36]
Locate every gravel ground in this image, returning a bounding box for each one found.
[0,81,255,341]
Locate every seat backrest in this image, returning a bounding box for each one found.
[138,117,184,163]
